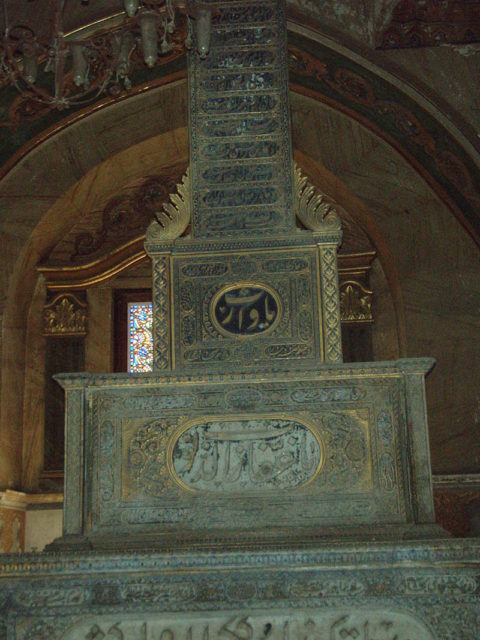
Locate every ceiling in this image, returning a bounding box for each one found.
[2,0,479,50]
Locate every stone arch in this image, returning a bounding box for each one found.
[1,31,479,488]
[0,79,188,487]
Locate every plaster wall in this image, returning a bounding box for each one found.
[24,507,62,552]
[379,44,480,144]
[291,93,480,473]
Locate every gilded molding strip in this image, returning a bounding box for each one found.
[319,245,343,363]
[152,255,171,370]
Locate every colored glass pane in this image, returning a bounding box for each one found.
[127,302,153,373]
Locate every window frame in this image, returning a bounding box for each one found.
[113,288,152,372]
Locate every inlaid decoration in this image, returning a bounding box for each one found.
[170,249,322,368]
[43,293,87,337]
[152,256,171,370]
[189,0,295,237]
[210,283,281,338]
[169,416,324,493]
[126,419,173,499]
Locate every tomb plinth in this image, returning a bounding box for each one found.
[53,358,441,550]
[1,540,480,639]
[1,0,480,637]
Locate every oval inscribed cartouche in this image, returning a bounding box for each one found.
[211,283,281,338]
[169,417,323,493]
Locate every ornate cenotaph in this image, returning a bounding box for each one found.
[1,1,480,638]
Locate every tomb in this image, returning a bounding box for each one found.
[0,1,479,637]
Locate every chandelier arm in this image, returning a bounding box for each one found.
[0,0,193,110]
[3,0,10,38]
[53,0,68,101]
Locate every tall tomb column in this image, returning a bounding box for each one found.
[146,0,343,370]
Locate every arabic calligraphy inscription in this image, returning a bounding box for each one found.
[211,284,281,337]
[169,417,323,493]
[56,611,435,640]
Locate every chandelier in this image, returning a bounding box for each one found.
[0,0,212,110]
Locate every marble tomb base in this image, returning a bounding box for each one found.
[1,539,479,639]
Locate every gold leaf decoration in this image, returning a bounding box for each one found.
[293,162,342,232]
[340,281,373,323]
[43,294,87,336]
[146,168,191,241]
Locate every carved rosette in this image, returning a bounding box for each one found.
[43,294,87,337]
[340,281,373,323]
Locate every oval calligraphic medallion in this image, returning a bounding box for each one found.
[211,283,281,338]
[168,417,324,494]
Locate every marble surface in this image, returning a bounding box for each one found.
[24,507,62,553]
[1,539,479,639]
[53,359,437,544]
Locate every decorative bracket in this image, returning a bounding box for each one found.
[146,168,191,243]
[340,280,373,323]
[43,293,87,337]
[293,162,343,235]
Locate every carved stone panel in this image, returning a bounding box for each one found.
[51,361,440,540]
[170,416,324,493]
[107,406,375,532]
[18,609,436,640]
[340,281,373,324]
[171,248,323,368]
[189,0,294,237]
[43,294,87,337]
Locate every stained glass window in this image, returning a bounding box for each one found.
[127,302,153,373]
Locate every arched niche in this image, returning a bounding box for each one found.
[0,36,479,491]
